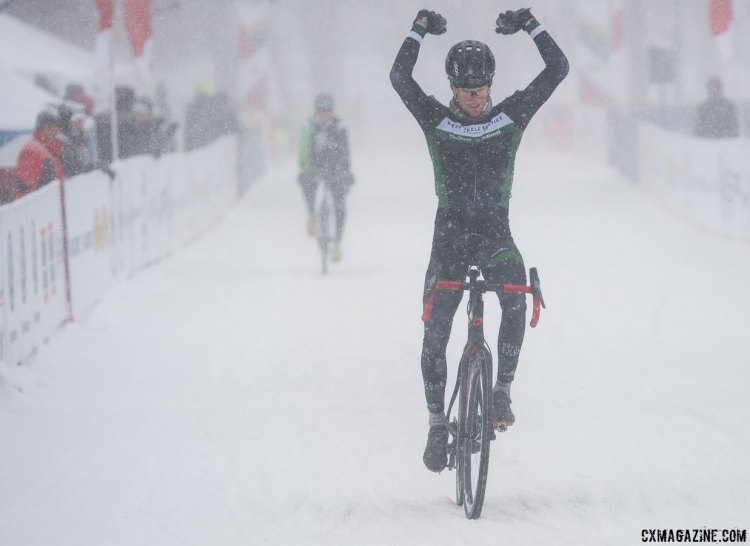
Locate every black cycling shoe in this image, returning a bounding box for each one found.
[423,424,449,472]
[491,383,515,431]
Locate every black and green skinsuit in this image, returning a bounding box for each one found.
[298,116,352,244]
[390,19,568,414]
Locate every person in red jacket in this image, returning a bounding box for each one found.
[14,110,66,200]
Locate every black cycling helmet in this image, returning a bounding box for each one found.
[445,40,495,88]
[35,109,60,131]
[314,93,334,113]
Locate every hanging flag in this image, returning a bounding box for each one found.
[609,0,625,52]
[94,0,114,109]
[709,0,733,61]
[124,0,153,91]
[709,0,732,35]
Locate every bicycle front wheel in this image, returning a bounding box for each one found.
[317,195,331,275]
[460,348,492,519]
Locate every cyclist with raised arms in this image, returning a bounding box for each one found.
[390,8,568,472]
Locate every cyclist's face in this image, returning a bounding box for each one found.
[454,85,490,118]
[315,109,334,125]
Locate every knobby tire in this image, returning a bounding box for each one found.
[461,349,492,519]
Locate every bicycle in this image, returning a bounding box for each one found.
[314,180,336,275]
[437,266,545,519]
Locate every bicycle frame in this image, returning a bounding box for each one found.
[444,268,492,442]
[314,181,336,275]
[440,266,545,429]
[435,266,545,517]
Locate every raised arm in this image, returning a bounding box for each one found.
[390,11,447,129]
[497,9,570,127]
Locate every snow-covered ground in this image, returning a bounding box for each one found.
[1,144,749,545]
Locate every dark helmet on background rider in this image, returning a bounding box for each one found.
[314,93,334,113]
[35,108,60,131]
[445,40,495,88]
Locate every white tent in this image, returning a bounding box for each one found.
[0,13,138,110]
[0,13,91,167]
[0,13,94,87]
[0,67,61,168]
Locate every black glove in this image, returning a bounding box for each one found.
[416,9,447,35]
[495,8,536,35]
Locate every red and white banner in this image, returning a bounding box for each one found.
[709,0,732,35]
[610,0,624,52]
[124,0,153,91]
[709,0,733,61]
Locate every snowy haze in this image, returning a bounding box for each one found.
[2,1,750,544]
[2,149,748,545]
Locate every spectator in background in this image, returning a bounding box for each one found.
[695,77,739,138]
[184,82,213,151]
[184,83,239,151]
[153,82,172,123]
[61,111,114,180]
[122,97,178,158]
[96,85,139,163]
[64,83,99,161]
[139,96,178,157]
[153,82,177,153]
[13,109,65,200]
[96,86,178,161]
[64,83,95,117]
[121,98,155,158]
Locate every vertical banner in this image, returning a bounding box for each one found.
[124,0,153,93]
[235,1,275,190]
[710,0,733,61]
[94,0,114,111]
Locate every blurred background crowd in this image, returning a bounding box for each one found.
[1,0,749,209]
[1,76,241,204]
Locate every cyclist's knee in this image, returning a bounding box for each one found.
[422,327,449,358]
[499,292,527,315]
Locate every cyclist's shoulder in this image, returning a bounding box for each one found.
[330,118,351,137]
[494,90,535,122]
[425,96,451,117]
[418,97,453,130]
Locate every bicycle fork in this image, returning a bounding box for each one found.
[446,283,495,469]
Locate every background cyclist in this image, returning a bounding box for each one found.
[297,93,355,262]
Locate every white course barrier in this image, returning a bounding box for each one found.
[638,124,750,242]
[0,182,70,365]
[65,169,116,319]
[0,135,238,365]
